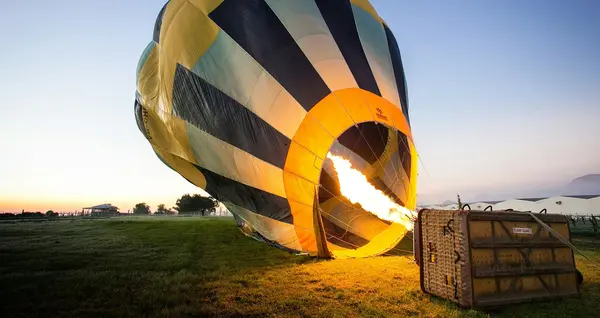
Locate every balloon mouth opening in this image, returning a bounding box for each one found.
[317,121,413,252]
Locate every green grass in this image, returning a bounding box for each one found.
[1,217,599,317]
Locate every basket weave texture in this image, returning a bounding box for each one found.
[420,210,470,304]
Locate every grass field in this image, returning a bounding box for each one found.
[1,217,599,317]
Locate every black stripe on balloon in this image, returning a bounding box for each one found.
[383,24,410,124]
[322,216,370,248]
[172,64,291,169]
[134,98,147,140]
[208,0,330,111]
[315,0,381,96]
[318,170,341,203]
[195,164,293,224]
[153,1,169,43]
[337,123,388,165]
[398,133,412,182]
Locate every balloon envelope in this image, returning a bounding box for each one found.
[135,0,417,258]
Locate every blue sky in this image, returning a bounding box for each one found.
[0,0,598,212]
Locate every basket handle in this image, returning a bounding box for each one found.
[443,219,454,235]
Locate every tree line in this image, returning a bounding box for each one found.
[0,194,220,218]
[0,210,59,219]
[132,194,219,216]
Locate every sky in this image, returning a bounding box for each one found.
[0,0,599,213]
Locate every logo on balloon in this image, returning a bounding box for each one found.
[375,107,388,121]
[141,107,153,140]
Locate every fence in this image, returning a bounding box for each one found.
[567,215,600,236]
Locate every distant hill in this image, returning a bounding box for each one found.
[563,174,600,196]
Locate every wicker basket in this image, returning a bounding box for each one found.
[417,208,580,308]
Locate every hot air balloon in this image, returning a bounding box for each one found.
[135,0,417,259]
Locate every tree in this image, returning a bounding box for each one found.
[133,202,151,215]
[154,204,168,215]
[457,193,463,210]
[196,196,218,216]
[174,194,218,216]
[46,210,58,217]
[173,194,193,214]
[155,204,172,215]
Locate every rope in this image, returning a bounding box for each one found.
[527,212,600,269]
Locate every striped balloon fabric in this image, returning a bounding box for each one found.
[135,0,417,259]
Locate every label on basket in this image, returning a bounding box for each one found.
[512,227,533,235]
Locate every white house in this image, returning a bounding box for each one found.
[533,195,597,215]
[467,202,497,211]
[423,195,600,215]
[592,196,600,214]
[492,199,538,212]
[442,203,459,210]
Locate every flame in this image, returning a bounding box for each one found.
[326,152,415,231]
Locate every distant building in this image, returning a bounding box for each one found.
[423,195,600,216]
[82,204,120,216]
